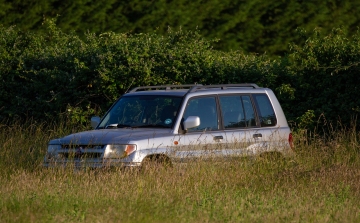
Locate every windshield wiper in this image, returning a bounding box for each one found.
[106,123,169,129]
[131,124,170,128]
[105,124,118,129]
[117,124,132,128]
[105,124,131,129]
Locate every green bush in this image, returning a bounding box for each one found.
[1,19,360,130]
[0,19,277,124]
[284,28,360,129]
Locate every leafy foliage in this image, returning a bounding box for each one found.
[285,28,360,128]
[1,19,360,130]
[0,19,274,123]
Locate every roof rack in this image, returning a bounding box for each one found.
[188,83,260,92]
[129,83,260,93]
[129,84,203,92]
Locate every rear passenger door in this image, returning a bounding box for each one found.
[219,94,278,156]
[219,94,258,156]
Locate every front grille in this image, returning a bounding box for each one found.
[59,145,105,159]
[58,152,103,159]
[62,145,105,150]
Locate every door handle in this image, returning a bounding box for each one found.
[253,133,262,138]
[213,136,223,141]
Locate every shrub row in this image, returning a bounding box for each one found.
[1,19,359,129]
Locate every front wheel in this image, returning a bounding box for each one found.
[141,154,172,171]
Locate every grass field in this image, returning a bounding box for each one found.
[0,122,360,222]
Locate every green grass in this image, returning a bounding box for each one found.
[1,121,360,222]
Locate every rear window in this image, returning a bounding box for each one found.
[253,94,277,127]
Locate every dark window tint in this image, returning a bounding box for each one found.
[219,95,256,128]
[242,96,257,127]
[183,97,218,131]
[253,94,277,127]
[219,96,244,128]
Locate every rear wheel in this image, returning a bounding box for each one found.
[258,151,284,162]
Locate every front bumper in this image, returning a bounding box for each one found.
[43,158,142,169]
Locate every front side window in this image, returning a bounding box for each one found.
[98,95,182,128]
[183,96,218,131]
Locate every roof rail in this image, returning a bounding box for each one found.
[188,83,260,93]
[129,83,259,93]
[129,84,203,93]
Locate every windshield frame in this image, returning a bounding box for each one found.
[97,94,184,129]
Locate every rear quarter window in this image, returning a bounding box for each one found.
[253,94,277,127]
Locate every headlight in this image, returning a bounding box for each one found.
[45,144,61,160]
[104,144,137,159]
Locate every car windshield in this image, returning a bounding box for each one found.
[98,95,183,129]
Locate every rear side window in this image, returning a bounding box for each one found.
[253,94,277,127]
[219,95,256,129]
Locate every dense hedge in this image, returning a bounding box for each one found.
[1,20,360,129]
[284,28,360,129]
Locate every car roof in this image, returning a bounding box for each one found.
[124,84,265,97]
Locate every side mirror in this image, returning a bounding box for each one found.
[183,116,200,131]
[91,116,101,129]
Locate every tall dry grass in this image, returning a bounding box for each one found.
[0,120,360,222]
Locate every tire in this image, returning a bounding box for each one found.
[141,154,172,171]
[258,151,284,162]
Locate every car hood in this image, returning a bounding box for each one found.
[49,128,174,145]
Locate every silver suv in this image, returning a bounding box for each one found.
[44,84,294,168]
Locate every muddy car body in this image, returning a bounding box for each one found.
[44,84,294,168]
